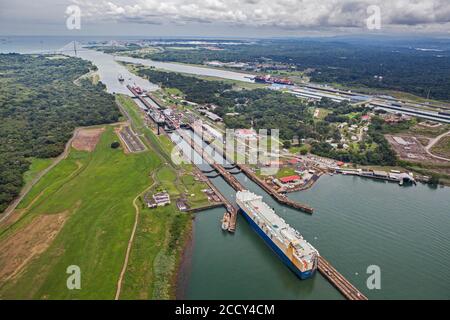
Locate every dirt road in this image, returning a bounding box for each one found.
[114,180,155,300]
[0,128,81,224]
[424,129,450,162]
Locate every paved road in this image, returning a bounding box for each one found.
[424,129,450,162]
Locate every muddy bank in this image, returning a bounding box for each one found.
[175,215,195,300]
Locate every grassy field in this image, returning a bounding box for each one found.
[289,145,310,155]
[0,94,211,299]
[408,124,450,138]
[23,158,54,185]
[113,95,210,298]
[431,135,450,159]
[117,94,175,166]
[0,126,160,299]
[116,94,210,201]
[255,166,296,179]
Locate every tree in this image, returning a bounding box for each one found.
[429,174,440,186]
[111,141,121,149]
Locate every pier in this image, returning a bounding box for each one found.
[318,257,368,300]
[203,173,238,232]
[179,130,367,300]
[188,126,314,214]
[178,130,239,232]
[128,86,367,299]
[238,164,314,214]
[126,86,238,232]
[186,202,224,213]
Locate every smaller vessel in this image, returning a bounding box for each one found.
[221,212,230,231]
[118,74,124,82]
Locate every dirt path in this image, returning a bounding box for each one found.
[0,128,81,224]
[0,123,124,225]
[114,174,157,300]
[424,129,450,162]
[0,212,69,284]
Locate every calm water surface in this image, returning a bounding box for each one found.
[4,37,450,299]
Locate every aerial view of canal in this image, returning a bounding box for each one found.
[175,131,450,300]
[184,174,450,299]
[4,38,449,300]
[67,45,450,300]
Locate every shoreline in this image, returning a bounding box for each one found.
[175,215,195,300]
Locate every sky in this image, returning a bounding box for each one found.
[0,0,449,37]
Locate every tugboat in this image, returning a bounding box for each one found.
[118,74,124,82]
[221,212,230,231]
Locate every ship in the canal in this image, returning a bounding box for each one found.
[236,190,319,279]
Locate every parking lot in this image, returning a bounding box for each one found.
[119,126,146,153]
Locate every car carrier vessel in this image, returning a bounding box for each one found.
[236,190,319,279]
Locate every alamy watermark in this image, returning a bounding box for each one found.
[366,265,381,290]
[66,5,81,30]
[366,5,382,30]
[66,265,81,290]
[171,121,280,176]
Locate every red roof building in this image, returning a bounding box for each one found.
[279,175,301,183]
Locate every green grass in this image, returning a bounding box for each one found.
[0,127,161,299]
[196,75,267,90]
[117,94,175,166]
[120,205,191,299]
[256,166,296,179]
[431,135,450,159]
[275,167,297,179]
[409,124,450,138]
[1,93,212,300]
[165,87,184,97]
[289,145,309,155]
[23,158,55,185]
[113,95,210,298]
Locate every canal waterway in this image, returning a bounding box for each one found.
[175,130,450,299]
[5,39,449,299]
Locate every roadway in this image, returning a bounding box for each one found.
[424,129,450,162]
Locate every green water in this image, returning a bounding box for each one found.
[185,174,450,299]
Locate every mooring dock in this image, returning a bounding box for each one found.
[189,126,314,214]
[178,130,239,232]
[179,130,367,300]
[238,164,314,214]
[128,87,368,300]
[126,86,238,232]
[318,257,368,300]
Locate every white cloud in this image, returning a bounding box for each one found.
[72,0,450,30]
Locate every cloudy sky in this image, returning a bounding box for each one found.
[1,0,449,36]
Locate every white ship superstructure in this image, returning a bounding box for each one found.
[236,190,319,279]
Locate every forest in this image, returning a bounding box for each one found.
[137,69,398,166]
[137,68,232,104]
[0,54,120,213]
[133,38,450,101]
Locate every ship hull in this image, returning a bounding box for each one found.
[238,205,316,280]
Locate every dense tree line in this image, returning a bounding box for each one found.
[0,54,120,213]
[135,68,399,166]
[137,68,232,104]
[310,128,397,166]
[140,39,450,101]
